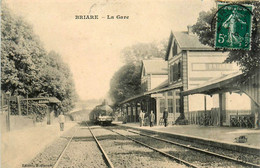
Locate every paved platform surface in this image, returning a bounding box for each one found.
[116,122,260,148]
[1,121,77,168]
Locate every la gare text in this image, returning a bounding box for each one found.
[75,15,129,20]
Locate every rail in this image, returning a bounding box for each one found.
[86,122,114,168]
[107,128,199,168]
[126,129,260,168]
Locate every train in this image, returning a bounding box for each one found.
[89,101,114,125]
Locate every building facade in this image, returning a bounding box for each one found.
[119,26,241,126]
[155,27,238,125]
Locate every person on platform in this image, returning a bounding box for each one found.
[58,112,65,131]
[163,108,168,127]
[150,111,155,127]
[139,110,145,127]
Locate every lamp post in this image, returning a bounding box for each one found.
[6,91,11,132]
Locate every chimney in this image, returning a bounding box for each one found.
[187,25,193,35]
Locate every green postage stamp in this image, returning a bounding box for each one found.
[215,3,253,50]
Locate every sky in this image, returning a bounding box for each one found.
[4,0,216,100]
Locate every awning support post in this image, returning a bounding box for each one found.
[204,95,207,126]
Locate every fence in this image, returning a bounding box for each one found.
[1,92,56,132]
[186,108,220,126]
[186,108,254,128]
[226,110,253,128]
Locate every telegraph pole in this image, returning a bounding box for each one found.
[6,91,11,132]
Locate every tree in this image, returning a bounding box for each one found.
[121,40,167,64]
[38,51,78,113]
[1,4,46,96]
[109,63,141,104]
[192,2,260,73]
[1,5,77,114]
[109,40,167,104]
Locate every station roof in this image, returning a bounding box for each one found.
[119,93,147,105]
[182,71,243,96]
[142,59,168,75]
[146,82,182,95]
[165,31,214,61]
[173,31,213,50]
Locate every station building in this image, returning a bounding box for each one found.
[119,26,259,128]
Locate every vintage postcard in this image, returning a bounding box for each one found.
[1,0,259,168]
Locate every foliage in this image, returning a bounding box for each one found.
[9,99,47,122]
[1,5,77,114]
[38,51,78,113]
[109,40,168,105]
[192,8,217,47]
[1,4,46,96]
[109,63,142,103]
[192,2,260,73]
[27,101,48,122]
[121,41,167,64]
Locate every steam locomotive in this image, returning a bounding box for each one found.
[89,101,113,125]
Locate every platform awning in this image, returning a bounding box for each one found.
[119,81,182,105]
[119,93,148,105]
[48,97,61,104]
[182,71,243,96]
[20,97,61,104]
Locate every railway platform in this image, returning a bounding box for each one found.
[1,121,77,168]
[115,122,260,155]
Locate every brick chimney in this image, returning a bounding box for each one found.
[187,25,193,35]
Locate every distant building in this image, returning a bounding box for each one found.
[141,59,168,92]
[119,59,168,124]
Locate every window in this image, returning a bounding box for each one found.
[170,65,173,82]
[172,42,178,56]
[141,81,148,92]
[178,61,182,79]
[176,99,181,113]
[175,89,181,96]
[128,107,131,116]
[168,99,173,113]
[160,99,165,113]
[167,91,173,96]
[173,63,178,81]
[170,60,182,82]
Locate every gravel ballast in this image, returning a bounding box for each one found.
[92,127,188,168]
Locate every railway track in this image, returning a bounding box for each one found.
[52,124,114,168]
[126,129,260,168]
[91,124,189,167]
[86,122,114,168]
[107,128,198,168]
[52,129,77,168]
[106,126,260,168]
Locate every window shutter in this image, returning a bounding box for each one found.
[177,61,182,79]
[180,60,183,79]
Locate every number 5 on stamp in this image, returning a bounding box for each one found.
[215,3,253,50]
